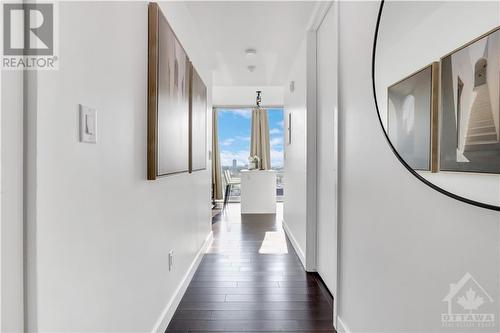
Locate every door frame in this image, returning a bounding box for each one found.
[307,0,339,329]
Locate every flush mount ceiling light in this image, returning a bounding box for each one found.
[245,48,257,57]
[247,65,256,72]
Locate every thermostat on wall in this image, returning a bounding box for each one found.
[79,104,97,144]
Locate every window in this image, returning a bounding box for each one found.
[268,108,285,198]
[217,107,284,202]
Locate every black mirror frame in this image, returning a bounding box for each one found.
[372,0,500,212]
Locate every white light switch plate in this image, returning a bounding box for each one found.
[79,104,97,143]
[168,250,174,271]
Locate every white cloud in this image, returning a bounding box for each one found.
[271,149,284,168]
[220,150,250,167]
[220,138,235,146]
[220,149,283,168]
[270,137,283,148]
[269,128,282,135]
[235,136,250,141]
[219,109,252,119]
[277,120,284,129]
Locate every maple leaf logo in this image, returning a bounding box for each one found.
[457,288,484,313]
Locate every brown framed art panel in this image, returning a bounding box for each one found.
[147,2,158,180]
[189,63,208,173]
[148,2,191,179]
[430,62,439,173]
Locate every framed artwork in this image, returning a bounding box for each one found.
[287,112,292,144]
[148,2,190,180]
[387,63,439,172]
[189,64,207,172]
[440,26,500,174]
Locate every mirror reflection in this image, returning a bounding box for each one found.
[375,1,500,208]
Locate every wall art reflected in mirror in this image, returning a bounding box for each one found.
[441,27,500,174]
[387,63,438,172]
[374,1,500,209]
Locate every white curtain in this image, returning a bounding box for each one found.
[250,108,271,170]
[212,108,223,200]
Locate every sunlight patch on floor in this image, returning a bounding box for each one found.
[258,231,288,254]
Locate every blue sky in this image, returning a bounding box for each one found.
[218,108,284,168]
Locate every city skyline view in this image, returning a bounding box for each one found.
[218,108,284,169]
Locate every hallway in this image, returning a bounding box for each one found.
[167,204,335,332]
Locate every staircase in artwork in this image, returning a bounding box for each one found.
[464,84,498,152]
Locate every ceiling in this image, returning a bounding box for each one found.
[185,1,319,86]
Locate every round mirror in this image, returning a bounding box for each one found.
[374,1,500,210]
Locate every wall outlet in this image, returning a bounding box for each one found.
[168,250,174,271]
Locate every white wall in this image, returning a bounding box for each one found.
[337,2,500,332]
[283,36,308,265]
[30,2,212,332]
[213,86,284,106]
[1,70,24,332]
[283,31,317,270]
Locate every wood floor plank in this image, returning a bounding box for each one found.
[224,294,325,302]
[191,275,308,282]
[194,270,306,277]
[209,309,333,321]
[185,331,334,333]
[178,301,331,311]
[184,287,322,295]
[181,294,227,302]
[167,320,335,331]
[235,281,281,288]
[171,310,213,320]
[188,281,238,288]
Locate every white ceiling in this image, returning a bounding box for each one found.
[185,1,319,86]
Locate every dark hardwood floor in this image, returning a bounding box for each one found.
[167,203,335,333]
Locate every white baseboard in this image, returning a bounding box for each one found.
[281,219,306,269]
[337,316,351,333]
[151,231,213,333]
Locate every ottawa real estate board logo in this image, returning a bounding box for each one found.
[2,2,58,70]
[442,272,495,329]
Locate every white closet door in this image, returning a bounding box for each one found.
[316,2,338,309]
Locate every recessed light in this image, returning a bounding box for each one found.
[245,48,257,57]
[247,65,256,72]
